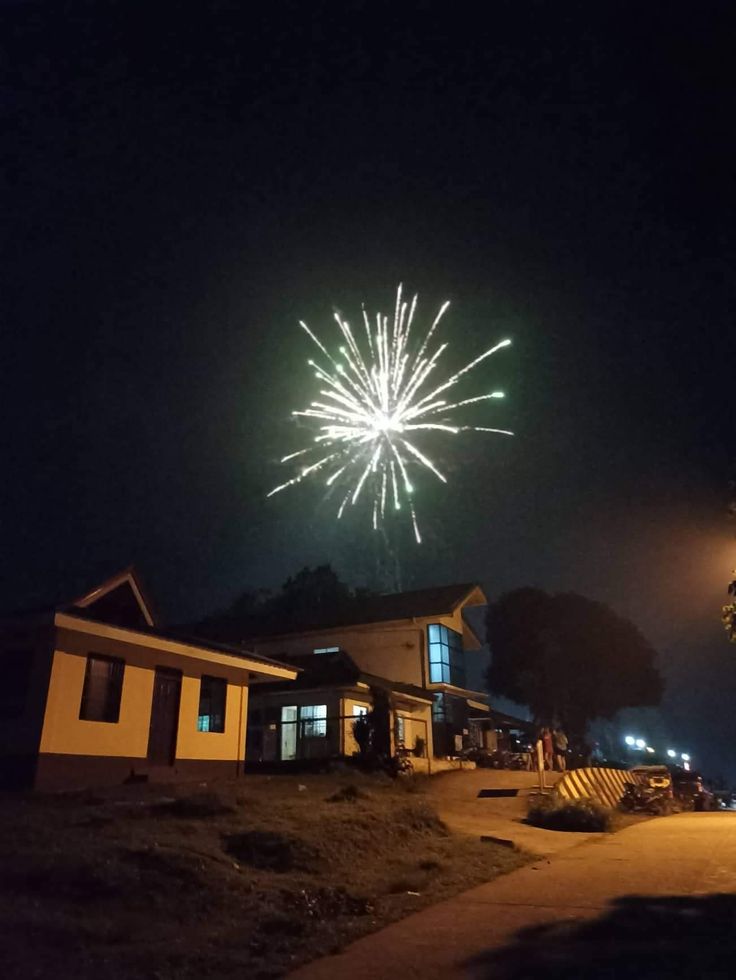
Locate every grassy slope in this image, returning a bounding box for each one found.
[0,771,526,978]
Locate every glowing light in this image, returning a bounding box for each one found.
[645,746,655,754]
[635,738,646,749]
[667,749,676,758]
[269,285,513,541]
[624,735,636,746]
[681,753,690,762]
[683,761,691,771]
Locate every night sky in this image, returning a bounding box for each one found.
[3,2,735,775]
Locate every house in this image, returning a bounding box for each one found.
[0,568,297,791]
[246,649,435,772]
[242,583,490,769]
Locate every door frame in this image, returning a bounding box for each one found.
[147,666,182,766]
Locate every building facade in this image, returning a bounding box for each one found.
[0,569,296,790]
[245,583,490,765]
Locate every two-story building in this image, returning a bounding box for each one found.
[243,583,490,771]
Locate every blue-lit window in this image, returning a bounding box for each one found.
[427,625,465,687]
[197,675,226,732]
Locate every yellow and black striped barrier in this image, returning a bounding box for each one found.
[555,767,633,809]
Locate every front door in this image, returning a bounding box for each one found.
[147,668,182,765]
[280,705,298,760]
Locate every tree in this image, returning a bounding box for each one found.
[485,588,664,738]
[192,564,366,641]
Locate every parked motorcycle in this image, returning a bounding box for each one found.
[620,780,672,815]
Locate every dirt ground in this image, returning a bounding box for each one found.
[0,770,526,979]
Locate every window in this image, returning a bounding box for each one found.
[395,714,405,744]
[197,675,227,732]
[432,692,446,722]
[300,704,327,737]
[427,624,465,687]
[79,655,125,723]
[313,646,340,654]
[352,704,369,717]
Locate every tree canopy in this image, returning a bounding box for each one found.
[485,588,664,736]
[193,564,364,642]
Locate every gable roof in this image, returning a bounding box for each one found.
[67,566,157,628]
[241,583,487,640]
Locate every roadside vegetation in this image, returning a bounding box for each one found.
[527,794,613,832]
[0,772,526,979]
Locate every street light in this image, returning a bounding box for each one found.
[681,753,690,762]
[645,746,655,753]
[635,738,646,749]
[624,736,636,746]
[667,749,676,758]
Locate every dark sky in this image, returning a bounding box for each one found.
[3,2,735,774]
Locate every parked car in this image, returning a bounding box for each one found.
[671,768,713,811]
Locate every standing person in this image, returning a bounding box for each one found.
[553,726,569,771]
[542,726,554,770]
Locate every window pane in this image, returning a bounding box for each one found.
[428,624,441,643]
[432,693,446,721]
[429,661,444,683]
[79,655,124,723]
[301,704,327,737]
[197,675,226,733]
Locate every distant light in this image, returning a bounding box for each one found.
[681,753,690,762]
[645,746,655,754]
[683,761,691,771]
[667,749,676,758]
[635,738,646,749]
[624,736,636,746]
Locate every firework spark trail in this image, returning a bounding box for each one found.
[268,285,513,542]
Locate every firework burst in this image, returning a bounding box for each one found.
[268,285,513,542]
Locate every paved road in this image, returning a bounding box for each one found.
[291,812,736,979]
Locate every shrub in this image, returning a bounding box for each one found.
[527,794,612,832]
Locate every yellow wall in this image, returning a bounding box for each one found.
[254,616,456,687]
[396,703,433,759]
[39,626,249,764]
[341,696,371,756]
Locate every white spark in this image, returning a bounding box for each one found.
[269,285,513,540]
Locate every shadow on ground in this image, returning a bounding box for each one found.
[465,893,736,978]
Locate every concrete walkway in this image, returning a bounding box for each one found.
[290,812,736,979]
[424,768,595,856]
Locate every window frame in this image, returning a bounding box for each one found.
[299,703,327,738]
[79,654,125,724]
[427,624,466,687]
[197,674,227,733]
